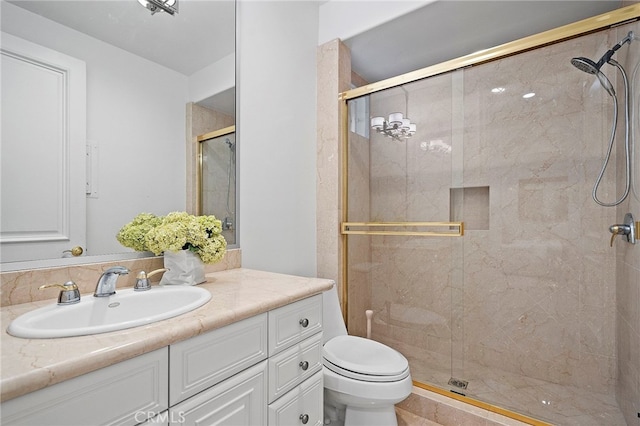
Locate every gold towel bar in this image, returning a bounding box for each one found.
[341,222,464,237]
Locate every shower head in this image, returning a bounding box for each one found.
[571,57,615,96]
[571,57,599,74]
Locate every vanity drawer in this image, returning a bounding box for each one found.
[169,313,268,406]
[268,332,323,403]
[1,348,168,426]
[268,294,322,355]
[268,371,323,426]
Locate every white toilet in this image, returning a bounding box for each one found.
[322,283,413,426]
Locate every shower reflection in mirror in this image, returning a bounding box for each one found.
[198,126,236,246]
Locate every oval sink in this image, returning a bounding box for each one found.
[7,286,211,339]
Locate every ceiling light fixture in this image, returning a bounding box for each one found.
[138,0,178,16]
[370,113,416,141]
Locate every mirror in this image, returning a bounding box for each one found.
[198,126,236,246]
[0,0,235,270]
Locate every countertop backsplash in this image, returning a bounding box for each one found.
[0,249,241,307]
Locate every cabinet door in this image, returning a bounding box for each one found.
[1,348,168,426]
[170,313,267,405]
[170,360,267,426]
[268,371,323,426]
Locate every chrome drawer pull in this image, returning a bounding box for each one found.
[299,414,309,424]
[299,361,309,371]
[299,318,309,327]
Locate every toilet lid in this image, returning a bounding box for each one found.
[323,335,409,382]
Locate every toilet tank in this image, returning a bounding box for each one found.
[322,282,348,344]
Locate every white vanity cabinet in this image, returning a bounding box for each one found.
[1,348,169,426]
[267,294,324,426]
[167,313,269,426]
[1,293,325,426]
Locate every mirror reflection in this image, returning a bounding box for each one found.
[199,126,236,246]
[0,0,236,269]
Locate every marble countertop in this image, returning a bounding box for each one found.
[0,268,334,402]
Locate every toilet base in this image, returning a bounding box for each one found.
[324,389,401,426]
[345,405,398,426]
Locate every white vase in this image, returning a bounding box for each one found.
[159,250,206,286]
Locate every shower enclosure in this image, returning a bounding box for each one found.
[199,126,236,246]
[341,11,638,426]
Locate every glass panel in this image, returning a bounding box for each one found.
[201,132,236,246]
[345,20,638,424]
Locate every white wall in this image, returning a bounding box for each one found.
[237,0,319,277]
[318,0,430,44]
[188,52,235,104]
[1,2,188,256]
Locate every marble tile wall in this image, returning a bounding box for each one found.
[201,133,236,245]
[614,18,640,426]
[344,23,638,410]
[185,102,234,215]
[0,249,241,307]
[316,39,352,300]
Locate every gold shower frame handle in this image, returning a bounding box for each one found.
[341,221,464,237]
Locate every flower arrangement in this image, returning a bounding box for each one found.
[117,212,227,264]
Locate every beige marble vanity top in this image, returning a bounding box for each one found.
[0,268,334,402]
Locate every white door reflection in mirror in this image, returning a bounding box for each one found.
[199,126,236,246]
[1,33,86,263]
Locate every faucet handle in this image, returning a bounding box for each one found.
[39,281,81,305]
[134,268,168,291]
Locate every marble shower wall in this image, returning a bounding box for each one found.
[614,18,640,426]
[346,24,637,398]
[201,133,236,245]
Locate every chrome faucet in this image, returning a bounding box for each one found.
[94,266,129,297]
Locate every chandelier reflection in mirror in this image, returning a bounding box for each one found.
[370,113,417,141]
[138,0,178,15]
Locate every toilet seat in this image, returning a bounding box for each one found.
[323,335,410,383]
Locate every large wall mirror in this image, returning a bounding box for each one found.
[0,0,235,270]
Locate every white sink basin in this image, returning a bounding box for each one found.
[7,286,211,339]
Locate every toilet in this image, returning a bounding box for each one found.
[322,283,413,426]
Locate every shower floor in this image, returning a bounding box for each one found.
[406,352,627,426]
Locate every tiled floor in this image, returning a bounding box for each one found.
[408,358,627,425]
[397,407,442,426]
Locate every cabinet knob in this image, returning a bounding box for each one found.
[299,361,309,371]
[299,414,309,424]
[299,318,309,327]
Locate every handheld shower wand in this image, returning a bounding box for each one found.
[570,31,635,207]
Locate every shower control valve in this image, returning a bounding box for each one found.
[609,213,637,246]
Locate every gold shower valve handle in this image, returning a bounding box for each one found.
[610,231,618,247]
[609,213,637,246]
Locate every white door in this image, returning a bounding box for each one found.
[1,33,86,263]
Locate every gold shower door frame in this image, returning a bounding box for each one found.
[339,5,640,426]
[197,125,235,216]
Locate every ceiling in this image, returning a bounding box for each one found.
[344,0,624,84]
[6,0,625,100]
[7,0,236,76]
